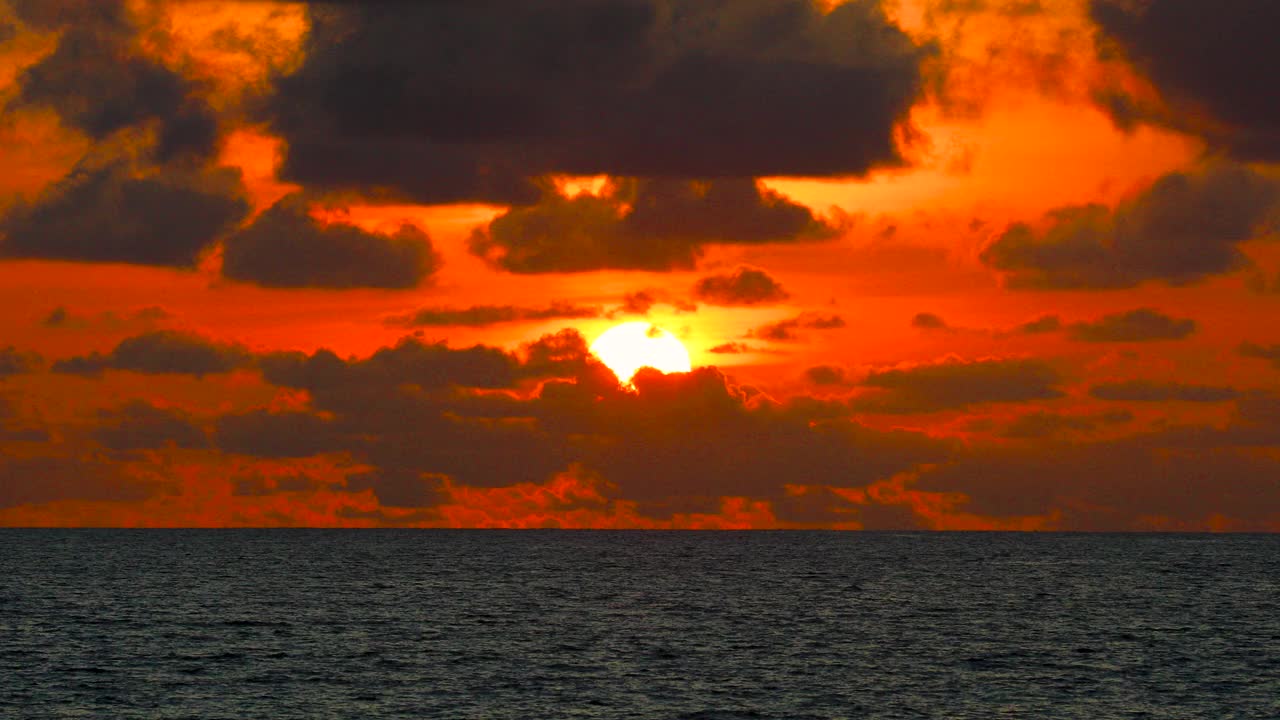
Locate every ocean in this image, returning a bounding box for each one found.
[2,530,1277,719]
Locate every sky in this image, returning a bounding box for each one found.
[0,0,1278,530]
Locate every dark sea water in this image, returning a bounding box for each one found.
[2,531,1277,719]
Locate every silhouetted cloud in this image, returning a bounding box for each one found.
[0,456,153,509]
[215,410,340,458]
[0,347,42,377]
[1012,314,1062,335]
[11,0,218,162]
[1067,308,1195,343]
[265,0,929,203]
[981,164,1280,288]
[94,401,208,452]
[385,302,600,328]
[911,312,949,330]
[0,162,249,268]
[852,357,1063,413]
[693,267,790,306]
[1001,409,1132,439]
[221,194,440,289]
[1090,0,1280,161]
[750,312,846,342]
[1089,380,1239,403]
[1240,342,1280,369]
[708,342,752,355]
[53,331,252,376]
[470,179,835,273]
[805,365,847,386]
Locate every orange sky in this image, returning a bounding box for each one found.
[1,0,1278,530]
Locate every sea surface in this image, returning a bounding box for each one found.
[1,530,1277,719]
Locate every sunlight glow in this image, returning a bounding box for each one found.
[590,322,692,385]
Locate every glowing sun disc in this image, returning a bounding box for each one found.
[590,322,692,384]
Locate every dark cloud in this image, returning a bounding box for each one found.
[215,410,340,458]
[11,0,219,162]
[244,329,951,510]
[0,456,154,509]
[53,330,252,376]
[708,342,752,355]
[1089,380,1239,403]
[1012,314,1061,335]
[917,425,1280,529]
[1090,0,1280,161]
[94,401,208,452]
[1240,342,1280,369]
[0,347,42,377]
[693,267,790,307]
[1001,409,1132,439]
[470,178,836,273]
[265,0,928,203]
[385,302,600,328]
[852,357,1063,414]
[805,365,847,386]
[232,473,323,497]
[1067,308,1195,343]
[221,194,440,289]
[981,164,1280,289]
[0,161,250,268]
[911,312,949,330]
[345,469,444,509]
[750,312,846,342]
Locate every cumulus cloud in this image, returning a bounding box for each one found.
[0,347,43,377]
[911,312,950,330]
[750,312,846,342]
[265,0,929,203]
[0,161,250,268]
[53,330,252,376]
[805,365,847,386]
[221,195,441,289]
[1089,380,1239,403]
[94,401,208,452]
[215,410,340,458]
[11,0,219,162]
[981,164,1280,289]
[1090,0,1280,161]
[852,357,1063,413]
[470,178,835,273]
[385,302,601,328]
[1067,308,1195,343]
[708,342,753,355]
[693,267,790,307]
[1001,409,1132,439]
[1240,342,1280,369]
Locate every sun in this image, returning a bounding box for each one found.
[590,322,692,385]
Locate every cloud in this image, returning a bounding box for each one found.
[980,164,1280,289]
[1090,0,1280,161]
[708,342,752,355]
[221,194,441,289]
[1012,314,1061,335]
[470,178,835,273]
[11,0,219,162]
[750,312,846,342]
[1240,342,1280,369]
[385,302,601,328]
[53,330,252,376]
[805,365,847,386]
[1001,409,1132,439]
[264,0,928,203]
[911,312,950,330]
[693,267,790,307]
[0,456,154,509]
[0,161,250,268]
[94,401,208,452]
[215,410,340,458]
[1067,308,1195,343]
[0,347,42,377]
[1089,380,1239,403]
[852,357,1063,413]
